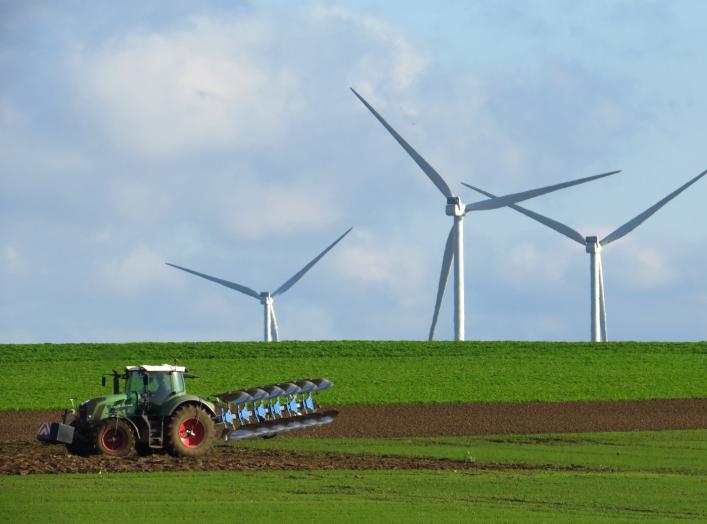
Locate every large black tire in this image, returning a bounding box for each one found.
[95,419,135,457]
[166,405,215,457]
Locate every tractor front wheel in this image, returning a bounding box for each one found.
[166,405,215,457]
[95,419,135,457]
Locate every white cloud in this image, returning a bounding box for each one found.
[71,8,430,158]
[628,249,679,288]
[700,295,707,323]
[494,241,574,290]
[312,6,430,94]
[0,97,88,180]
[1,244,28,276]
[216,177,338,239]
[610,241,680,289]
[0,97,27,129]
[509,312,570,341]
[109,178,174,224]
[101,245,175,297]
[74,16,302,155]
[275,300,338,340]
[333,230,431,305]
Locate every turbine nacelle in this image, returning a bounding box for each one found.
[585,236,601,254]
[445,196,465,217]
[259,292,272,305]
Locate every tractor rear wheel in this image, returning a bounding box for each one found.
[166,405,215,457]
[95,419,134,457]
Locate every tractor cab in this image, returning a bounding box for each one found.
[99,364,189,414]
[124,365,187,409]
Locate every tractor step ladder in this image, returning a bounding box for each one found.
[147,416,163,448]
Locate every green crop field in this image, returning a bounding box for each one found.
[1,342,705,521]
[1,341,705,410]
[240,429,707,475]
[2,470,705,522]
[1,430,705,522]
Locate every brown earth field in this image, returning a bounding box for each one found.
[1,398,705,475]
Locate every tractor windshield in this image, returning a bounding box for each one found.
[147,372,173,403]
[125,371,144,396]
[124,369,185,401]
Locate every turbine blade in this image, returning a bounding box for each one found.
[464,170,621,213]
[272,227,353,297]
[462,183,586,245]
[600,169,707,246]
[429,227,455,341]
[270,303,280,342]
[350,88,453,198]
[598,255,608,342]
[165,263,260,299]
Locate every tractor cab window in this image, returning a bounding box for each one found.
[148,372,174,403]
[125,371,145,397]
[173,372,185,394]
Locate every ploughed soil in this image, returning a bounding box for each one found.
[1,398,704,475]
[1,441,596,476]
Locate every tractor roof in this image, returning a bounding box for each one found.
[125,364,187,373]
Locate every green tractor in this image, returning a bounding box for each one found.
[37,364,337,457]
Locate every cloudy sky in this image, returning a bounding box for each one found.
[2,0,706,343]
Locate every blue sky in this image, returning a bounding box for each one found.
[1,0,706,342]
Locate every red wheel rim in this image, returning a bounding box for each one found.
[178,419,205,447]
[102,428,125,451]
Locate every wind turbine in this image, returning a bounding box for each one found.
[463,169,707,342]
[351,88,620,341]
[166,228,352,342]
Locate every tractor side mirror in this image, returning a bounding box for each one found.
[143,374,149,387]
[101,376,106,387]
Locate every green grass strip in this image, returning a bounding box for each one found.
[1,341,705,409]
[1,469,705,522]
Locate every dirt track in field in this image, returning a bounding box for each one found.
[0,441,599,476]
[310,398,707,438]
[3,398,705,442]
[1,398,704,475]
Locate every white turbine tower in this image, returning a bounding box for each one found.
[463,169,707,342]
[351,88,620,341]
[166,228,352,342]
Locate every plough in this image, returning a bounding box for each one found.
[212,379,337,440]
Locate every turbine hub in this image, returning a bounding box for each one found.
[445,196,465,217]
[585,236,601,253]
[259,292,272,305]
